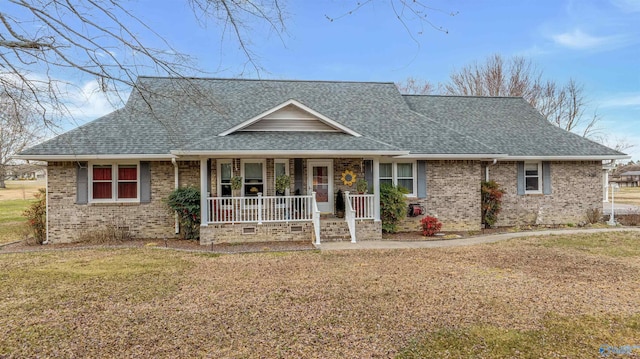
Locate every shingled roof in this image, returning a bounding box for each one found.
[18,77,627,160]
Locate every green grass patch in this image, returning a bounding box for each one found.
[533,232,640,257]
[397,313,640,358]
[0,199,33,244]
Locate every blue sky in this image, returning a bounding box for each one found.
[69,0,640,160]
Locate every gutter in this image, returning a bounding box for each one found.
[12,154,177,161]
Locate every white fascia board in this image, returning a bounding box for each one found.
[12,154,177,161]
[504,155,631,161]
[393,153,508,160]
[171,150,408,157]
[218,99,362,137]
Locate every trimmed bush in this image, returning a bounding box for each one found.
[380,183,408,233]
[421,216,442,236]
[481,180,505,228]
[166,186,201,240]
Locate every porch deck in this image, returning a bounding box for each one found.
[201,192,378,244]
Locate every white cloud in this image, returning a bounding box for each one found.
[611,0,640,12]
[63,80,121,120]
[600,93,640,108]
[551,29,622,49]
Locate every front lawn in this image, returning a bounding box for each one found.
[0,199,32,244]
[1,232,639,358]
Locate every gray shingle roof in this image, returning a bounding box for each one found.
[403,95,625,157]
[19,77,626,159]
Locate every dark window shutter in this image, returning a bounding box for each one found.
[76,162,88,204]
[140,161,151,203]
[542,161,552,195]
[294,158,303,194]
[517,162,525,195]
[363,160,373,193]
[417,160,427,198]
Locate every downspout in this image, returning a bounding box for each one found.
[44,166,49,244]
[172,158,179,234]
[485,159,497,181]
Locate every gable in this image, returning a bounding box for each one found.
[241,104,338,132]
[218,99,361,137]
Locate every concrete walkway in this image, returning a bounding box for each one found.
[603,202,640,214]
[317,227,640,251]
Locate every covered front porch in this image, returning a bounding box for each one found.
[196,157,382,245]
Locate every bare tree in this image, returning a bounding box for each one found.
[0,85,41,188]
[1,1,289,124]
[444,54,602,138]
[396,77,437,95]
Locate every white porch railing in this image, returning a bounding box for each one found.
[344,191,357,243]
[347,193,375,220]
[207,194,314,224]
[311,192,321,245]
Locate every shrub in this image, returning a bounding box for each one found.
[166,186,201,240]
[421,216,442,236]
[481,181,505,228]
[380,183,408,233]
[23,188,46,244]
[77,223,132,244]
[585,207,602,224]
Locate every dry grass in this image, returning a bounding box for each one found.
[1,232,640,358]
[0,180,44,201]
[611,186,640,206]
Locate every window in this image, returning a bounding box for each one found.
[90,163,139,202]
[379,162,416,196]
[274,159,289,196]
[218,160,232,197]
[525,162,541,193]
[242,160,265,197]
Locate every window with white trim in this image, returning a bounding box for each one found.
[242,160,265,197]
[379,162,417,196]
[217,160,232,197]
[274,159,289,196]
[90,163,139,202]
[525,162,542,193]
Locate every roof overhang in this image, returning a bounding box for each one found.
[504,155,631,161]
[393,153,508,160]
[171,150,408,158]
[12,154,177,161]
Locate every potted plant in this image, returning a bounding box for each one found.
[356,178,368,194]
[335,189,345,218]
[275,174,291,196]
[230,175,242,196]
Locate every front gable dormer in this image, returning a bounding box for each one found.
[218,99,361,137]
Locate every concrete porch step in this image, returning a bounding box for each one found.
[319,218,352,242]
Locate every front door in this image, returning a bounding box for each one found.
[307,160,333,213]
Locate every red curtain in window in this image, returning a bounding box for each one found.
[93,183,112,199]
[93,166,112,180]
[118,166,137,180]
[118,165,137,199]
[118,183,137,198]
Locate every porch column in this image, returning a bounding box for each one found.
[200,158,208,226]
[373,158,380,221]
[603,170,609,202]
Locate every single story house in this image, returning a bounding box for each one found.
[611,171,640,187]
[16,77,628,244]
